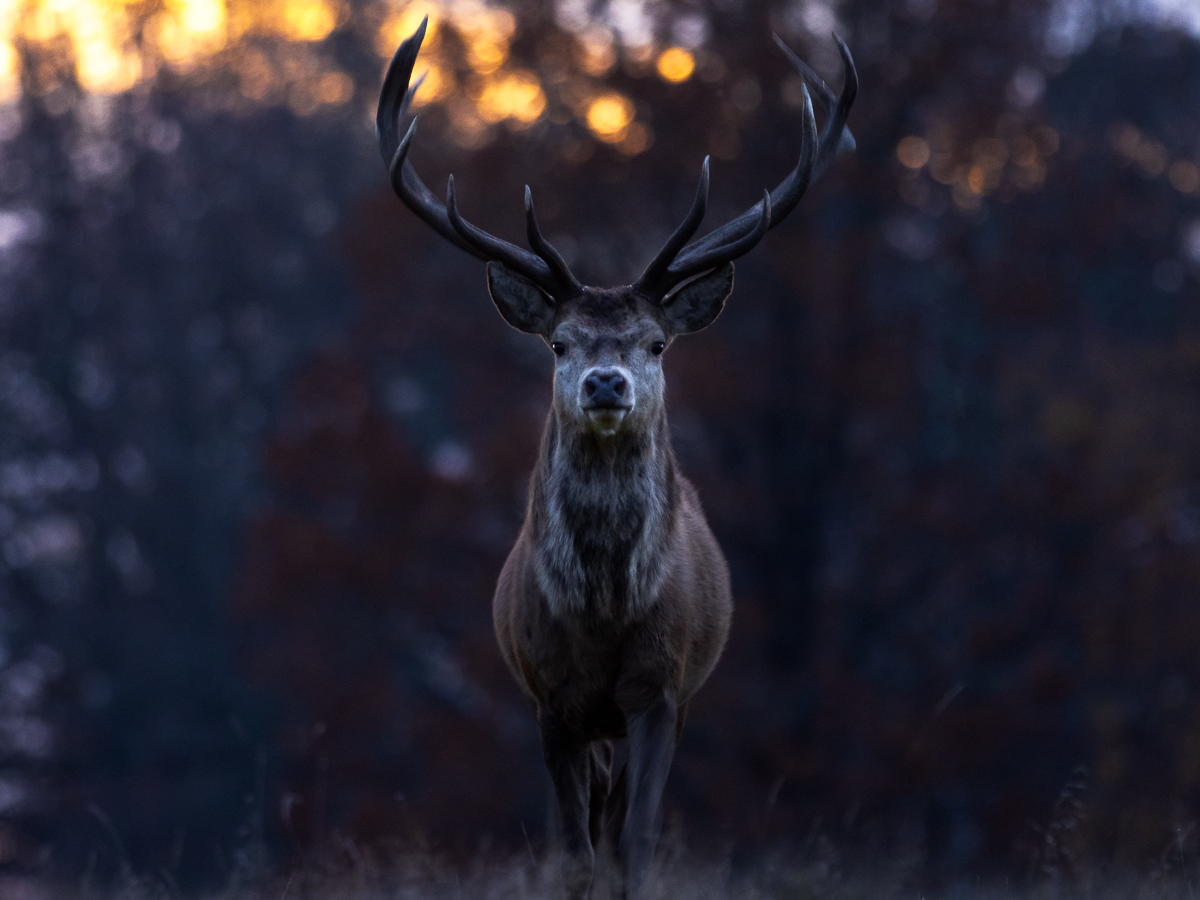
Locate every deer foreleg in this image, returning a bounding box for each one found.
[617,692,678,900]
[588,740,614,849]
[541,720,596,900]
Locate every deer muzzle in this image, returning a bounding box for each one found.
[580,366,633,436]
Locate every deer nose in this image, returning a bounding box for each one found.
[583,369,628,407]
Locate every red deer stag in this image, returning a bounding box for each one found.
[376,20,855,900]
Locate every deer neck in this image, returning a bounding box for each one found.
[531,409,678,620]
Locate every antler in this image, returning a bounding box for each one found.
[635,34,857,298]
[376,18,582,298]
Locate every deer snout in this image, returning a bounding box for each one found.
[581,368,630,409]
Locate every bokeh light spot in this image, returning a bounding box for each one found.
[477,70,545,125]
[618,121,652,155]
[1169,160,1200,194]
[578,27,615,76]
[656,47,694,83]
[586,93,633,142]
[176,0,225,36]
[237,49,274,100]
[0,41,17,103]
[967,165,986,195]
[467,37,507,74]
[282,0,338,42]
[77,44,142,94]
[317,70,353,105]
[897,136,930,169]
[152,0,228,66]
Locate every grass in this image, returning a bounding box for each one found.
[14,824,1200,900]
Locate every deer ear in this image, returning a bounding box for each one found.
[661,263,734,334]
[487,262,556,334]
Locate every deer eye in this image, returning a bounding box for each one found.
[650,341,665,356]
[551,341,567,357]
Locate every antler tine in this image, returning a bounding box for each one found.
[773,32,858,178]
[377,16,426,163]
[649,34,853,287]
[667,191,772,287]
[382,116,487,260]
[443,177,561,291]
[376,20,479,255]
[634,157,710,296]
[376,18,574,297]
[525,187,583,296]
[664,79,820,283]
[401,71,427,118]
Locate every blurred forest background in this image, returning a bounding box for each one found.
[1,0,1200,892]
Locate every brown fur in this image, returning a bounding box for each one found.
[493,417,732,724]
[489,284,733,900]
[378,23,855,899]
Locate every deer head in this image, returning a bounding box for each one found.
[376,19,856,442]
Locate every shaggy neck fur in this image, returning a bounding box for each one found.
[531,410,679,620]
